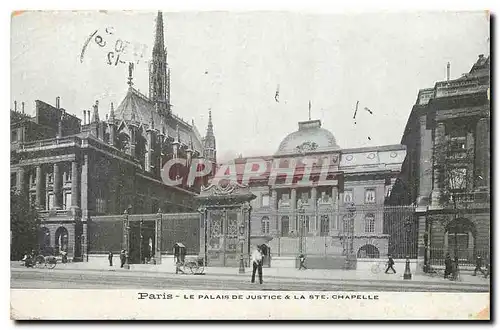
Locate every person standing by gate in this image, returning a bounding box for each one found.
[473,255,486,276]
[298,254,307,270]
[385,254,396,274]
[108,250,114,267]
[120,250,126,268]
[251,246,263,284]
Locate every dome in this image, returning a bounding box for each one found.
[276,119,340,155]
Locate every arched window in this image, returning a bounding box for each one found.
[320,215,330,236]
[116,132,130,153]
[357,244,380,258]
[281,216,289,237]
[55,226,69,254]
[261,216,270,234]
[342,215,353,234]
[365,213,375,233]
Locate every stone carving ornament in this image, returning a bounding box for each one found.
[295,141,319,154]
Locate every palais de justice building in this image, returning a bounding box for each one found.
[206,118,407,267]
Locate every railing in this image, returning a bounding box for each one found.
[252,205,417,259]
[20,136,82,150]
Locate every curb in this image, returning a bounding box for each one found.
[12,265,490,288]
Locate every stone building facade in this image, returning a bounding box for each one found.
[208,118,406,266]
[389,54,491,269]
[10,12,217,261]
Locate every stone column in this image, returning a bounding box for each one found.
[431,121,445,205]
[271,189,279,235]
[53,163,62,209]
[291,188,297,232]
[466,130,475,191]
[81,154,89,219]
[311,187,317,235]
[417,115,433,206]
[475,117,490,189]
[332,186,339,232]
[71,161,79,208]
[17,167,25,195]
[155,212,162,264]
[35,165,42,208]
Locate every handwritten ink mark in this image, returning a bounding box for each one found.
[364,107,373,115]
[353,101,359,120]
[95,35,106,47]
[80,29,98,63]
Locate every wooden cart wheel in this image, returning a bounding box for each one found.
[35,255,45,268]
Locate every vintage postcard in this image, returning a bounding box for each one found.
[9,9,490,320]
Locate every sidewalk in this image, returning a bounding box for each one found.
[12,261,490,288]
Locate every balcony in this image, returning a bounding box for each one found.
[19,136,82,152]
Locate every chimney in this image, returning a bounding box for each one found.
[14,101,17,112]
[56,96,60,109]
[83,110,87,125]
[446,62,450,81]
[479,54,484,59]
[21,102,25,114]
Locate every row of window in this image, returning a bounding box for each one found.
[259,188,378,207]
[260,213,377,235]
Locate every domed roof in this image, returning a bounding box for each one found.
[276,119,340,155]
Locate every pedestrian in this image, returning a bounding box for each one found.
[120,249,126,268]
[451,256,460,281]
[484,257,490,279]
[298,254,307,270]
[251,246,263,284]
[444,253,452,279]
[108,250,114,267]
[473,255,486,276]
[385,254,396,274]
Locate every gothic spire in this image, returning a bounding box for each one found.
[153,11,165,55]
[149,11,169,112]
[108,102,115,122]
[206,110,214,137]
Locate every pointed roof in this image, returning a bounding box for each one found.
[206,110,214,137]
[114,87,203,152]
[153,11,165,55]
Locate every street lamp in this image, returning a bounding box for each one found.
[238,224,245,273]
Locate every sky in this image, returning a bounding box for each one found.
[11,11,489,162]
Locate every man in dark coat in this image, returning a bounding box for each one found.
[298,254,307,270]
[385,255,396,274]
[120,250,126,268]
[251,246,263,284]
[108,251,114,267]
[444,253,452,279]
[473,255,486,276]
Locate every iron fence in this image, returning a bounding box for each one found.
[252,204,417,259]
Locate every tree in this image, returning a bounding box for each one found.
[10,188,40,260]
[428,135,476,262]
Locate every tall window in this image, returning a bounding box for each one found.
[364,213,375,233]
[261,194,270,207]
[320,215,330,236]
[448,167,467,192]
[47,193,54,210]
[365,189,376,204]
[281,216,289,237]
[261,216,270,234]
[342,215,353,233]
[344,189,353,204]
[64,193,72,210]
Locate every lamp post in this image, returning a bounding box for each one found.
[298,205,305,254]
[404,218,412,280]
[238,224,245,273]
